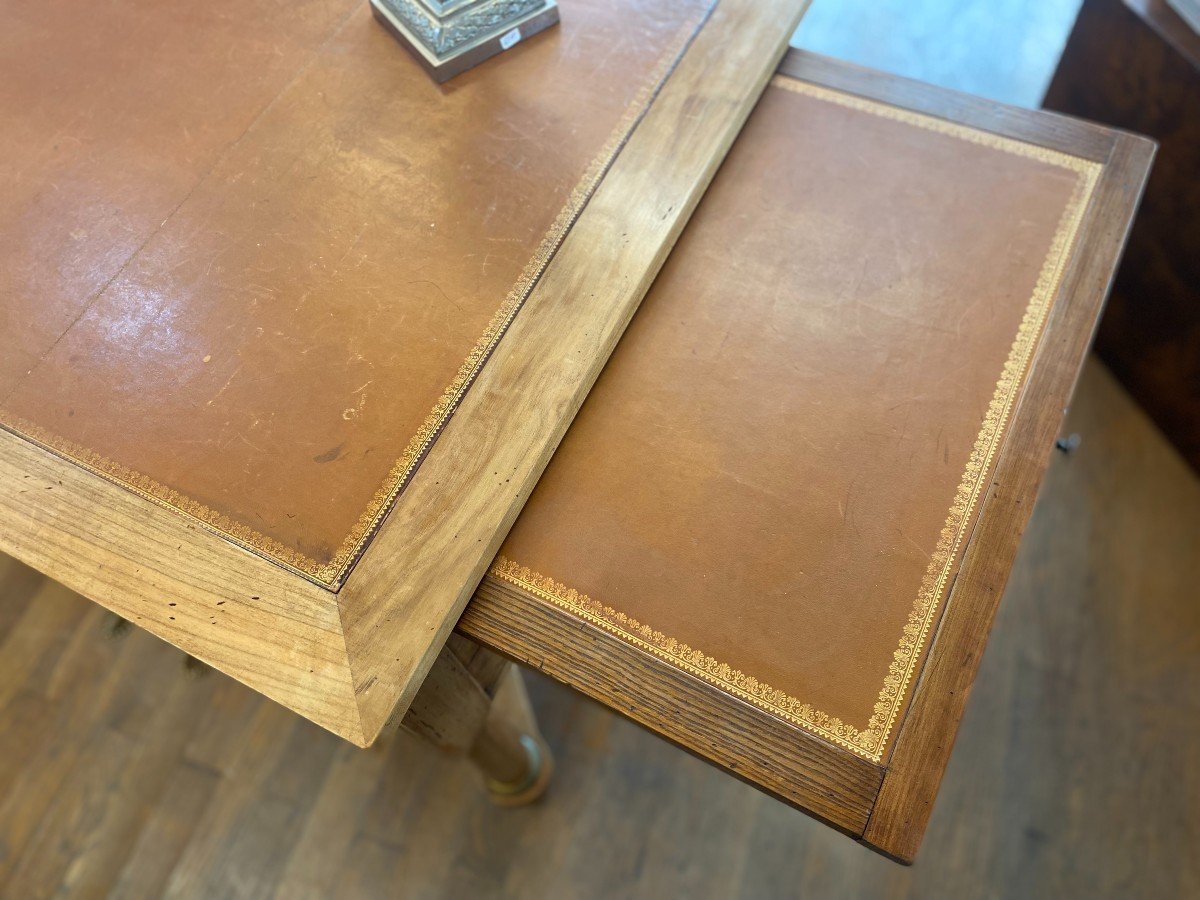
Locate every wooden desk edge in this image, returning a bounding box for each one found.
[339,0,813,745]
[0,426,368,746]
[461,575,883,836]
[459,49,1158,863]
[861,127,1156,863]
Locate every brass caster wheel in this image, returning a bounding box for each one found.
[484,734,554,807]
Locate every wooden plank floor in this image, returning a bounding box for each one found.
[0,357,1197,898]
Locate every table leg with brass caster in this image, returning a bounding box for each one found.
[471,664,554,806]
[401,634,553,806]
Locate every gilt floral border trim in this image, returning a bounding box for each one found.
[0,7,711,589]
[488,76,1102,763]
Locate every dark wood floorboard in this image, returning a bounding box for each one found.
[0,359,1196,898]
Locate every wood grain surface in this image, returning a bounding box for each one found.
[338,0,813,744]
[461,576,883,836]
[0,426,364,743]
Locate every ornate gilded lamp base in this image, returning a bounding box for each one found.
[370,0,560,83]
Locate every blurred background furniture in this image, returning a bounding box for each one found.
[1044,0,1200,473]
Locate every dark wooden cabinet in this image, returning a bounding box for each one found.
[1045,0,1200,471]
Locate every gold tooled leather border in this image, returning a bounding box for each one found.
[0,7,711,589]
[488,76,1102,763]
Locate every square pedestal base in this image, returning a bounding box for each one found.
[370,0,560,83]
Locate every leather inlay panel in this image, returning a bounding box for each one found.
[0,0,710,586]
[0,0,360,395]
[493,76,1098,761]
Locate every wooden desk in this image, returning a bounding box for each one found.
[459,52,1153,860]
[0,0,1151,866]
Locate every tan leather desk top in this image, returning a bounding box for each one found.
[0,0,708,587]
[490,74,1097,762]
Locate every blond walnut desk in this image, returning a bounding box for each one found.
[0,0,1150,866]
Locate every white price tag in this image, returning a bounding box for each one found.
[499,27,522,50]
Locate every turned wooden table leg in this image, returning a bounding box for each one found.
[470,664,554,806]
[401,634,553,806]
